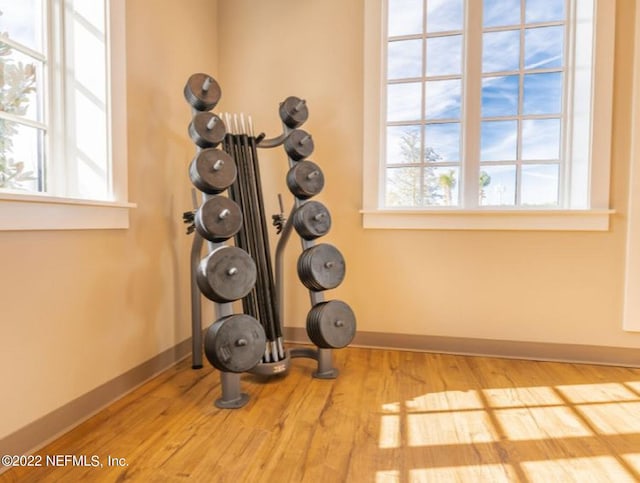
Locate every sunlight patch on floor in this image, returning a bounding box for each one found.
[482,386,563,408]
[379,415,400,448]
[409,464,515,482]
[381,402,401,413]
[555,383,639,403]
[624,381,640,394]
[377,377,640,479]
[494,406,592,440]
[575,402,640,434]
[622,453,640,473]
[521,456,636,483]
[407,410,497,446]
[406,389,483,412]
[375,469,400,482]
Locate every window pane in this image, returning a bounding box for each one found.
[72,0,106,29]
[523,72,562,115]
[386,125,421,164]
[525,26,564,70]
[425,79,461,120]
[483,30,520,73]
[388,39,422,80]
[482,75,519,117]
[387,82,422,121]
[522,119,561,160]
[483,0,520,28]
[388,0,423,37]
[427,0,463,33]
[426,35,462,77]
[425,166,459,206]
[481,120,518,161]
[70,3,107,97]
[0,41,44,123]
[424,123,460,162]
[521,164,560,206]
[525,0,565,24]
[479,165,516,206]
[73,90,109,200]
[0,119,44,191]
[386,166,422,206]
[0,0,44,52]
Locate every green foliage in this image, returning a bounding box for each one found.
[479,170,492,202]
[438,169,456,205]
[0,25,38,189]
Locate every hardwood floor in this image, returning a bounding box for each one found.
[3,346,640,482]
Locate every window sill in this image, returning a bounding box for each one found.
[361,208,615,231]
[0,192,136,231]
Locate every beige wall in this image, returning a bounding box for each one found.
[0,0,218,440]
[218,0,640,348]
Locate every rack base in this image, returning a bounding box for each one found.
[248,350,291,376]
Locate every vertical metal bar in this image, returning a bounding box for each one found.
[215,371,249,409]
[249,134,281,358]
[314,348,338,379]
[275,206,295,327]
[190,232,204,369]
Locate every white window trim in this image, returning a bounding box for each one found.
[0,0,135,231]
[362,0,615,231]
[623,0,640,331]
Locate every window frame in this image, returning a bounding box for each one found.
[362,0,615,231]
[0,0,134,231]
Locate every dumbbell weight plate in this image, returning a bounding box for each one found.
[189,112,226,148]
[184,73,221,111]
[284,129,314,161]
[279,96,309,129]
[189,148,237,194]
[205,314,266,373]
[197,246,257,303]
[286,160,324,199]
[297,243,346,291]
[306,300,356,349]
[293,200,331,240]
[195,196,243,243]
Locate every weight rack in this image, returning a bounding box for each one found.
[182,73,356,408]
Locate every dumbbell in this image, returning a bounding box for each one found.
[279,96,309,129]
[306,300,356,349]
[293,201,331,240]
[184,73,221,111]
[284,129,314,161]
[297,243,345,291]
[286,160,324,199]
[189,112,226,148]
[195,196,243,243]
[204,314,266,373]
[189,148,237,194]
[197,246,257,303]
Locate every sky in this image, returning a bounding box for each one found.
[385,0,566,207]
[0,0,42,51]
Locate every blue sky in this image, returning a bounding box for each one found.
[385,0,565,207]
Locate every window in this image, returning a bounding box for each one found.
[363,0,615,230]
[0,0,131,230]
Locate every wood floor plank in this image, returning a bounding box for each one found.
[3,346,640,482]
